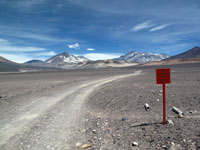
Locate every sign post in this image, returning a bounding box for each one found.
[156,68,171,125]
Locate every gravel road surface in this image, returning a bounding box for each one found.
[0,69,140,150]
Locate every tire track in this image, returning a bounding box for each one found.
[0,71,141,149]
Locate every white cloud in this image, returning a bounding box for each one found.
[68,43,80,49]
[13,0,45,11]
[0,38,56,63]
[131,20,154,32]
[83,53,122,60]
[0,39,9,43]
[150,24,169,32]
[0,25,74,43]
[34,51,56,56]
[0,45,46,52]
[87,48,95,51]
[0,38,47,52]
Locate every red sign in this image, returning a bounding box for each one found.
[156,68,171,84]
[156,68,171,125]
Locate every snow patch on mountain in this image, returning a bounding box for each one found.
[46,52,89,64]
[114,51,169,63]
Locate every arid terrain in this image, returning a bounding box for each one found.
[0,63,200,150]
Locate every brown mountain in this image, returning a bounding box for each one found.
[0,56,16,63]
[167,46,200,60]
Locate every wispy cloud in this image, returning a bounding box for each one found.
[0,39,9,43]
[33,51,56,56]
[150,24,170,32]
[87,48,95,51]
[0,25,74,43]
[68,43,80,49]
[0,39,46,52]
[0,45,46,52]
[83,53,122,60]
[0,38,56,63]
[131,20,154,32]
[11,0,46,11]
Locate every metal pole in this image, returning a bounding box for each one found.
[163,83,166,124]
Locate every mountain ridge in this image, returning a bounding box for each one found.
[114,51,169,63]
[25,59,44,64]
[166,46,200,60]
[45,52,89,64]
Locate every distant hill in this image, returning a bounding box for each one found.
[167,46,200,60]
[0,56,22,72]
[0,56,16,64]
[25,59,44,64]
[71,60,138,69]
[0,56,60,72]
[114,51,169,63]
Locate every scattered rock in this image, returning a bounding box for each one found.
[144,103,150,111]
[162,145,168,149]
[80,144,92,149]
[156,99,160,102]
[0,95,6,99]
[196,138,200,148]
[167,119,174,125]
[76,143,82,147]
[92,129,97,134]
[170,142,179,150]
[189,110,197,114]
[188,143,196,150]
[122,117,128,121]
[132,142,139,146]
[178,114,183,118]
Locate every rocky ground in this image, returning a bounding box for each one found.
[0,68,138,150]
[85,66,200,149]
[0,64,200,150]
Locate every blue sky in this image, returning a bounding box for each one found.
[0,0,200,63]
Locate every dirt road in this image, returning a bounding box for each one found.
[0,69,141,150]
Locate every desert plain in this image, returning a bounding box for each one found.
[0,63,200,150]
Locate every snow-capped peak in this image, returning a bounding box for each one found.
[114,51,169,63]
[46,52,89,64]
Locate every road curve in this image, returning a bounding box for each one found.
[0,70,141,150]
